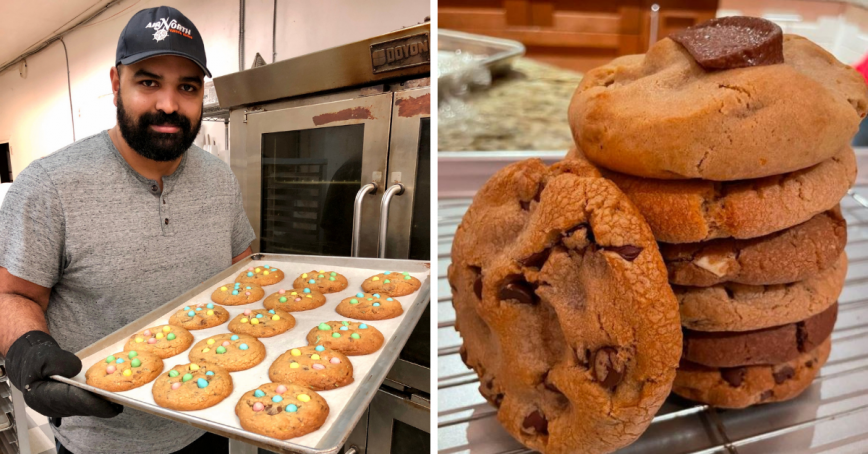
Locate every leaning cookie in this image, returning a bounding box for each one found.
[673,336,831,409]
[228,308,296,338]
[263,288,326,312]
[236,264,285,286]
[335,292,403,320]
[235,383,329,440]
[188,333,266,372]
[211,282,265,305]
[306,321,384,356]
[292,270,349,294]
[168,302,230,330]
[361,272,421,296]
[269,346,354,391]
[125,325,194,359]
[85,351,163,392]
[152,363,233,411]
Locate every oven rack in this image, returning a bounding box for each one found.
[438,187,868,454]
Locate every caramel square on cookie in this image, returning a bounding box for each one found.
[125,325,193,359]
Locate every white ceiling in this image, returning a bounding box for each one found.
[0,0,114,68]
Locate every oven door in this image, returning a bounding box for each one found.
[244,94,393,257]
[381,87,431,260]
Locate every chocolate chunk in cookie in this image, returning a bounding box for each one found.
[670,16,784,70]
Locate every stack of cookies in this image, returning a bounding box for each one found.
[568,16,868,408]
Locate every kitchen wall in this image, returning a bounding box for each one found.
[0,0,428,179]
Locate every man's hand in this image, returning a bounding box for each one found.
[6,331,122,418]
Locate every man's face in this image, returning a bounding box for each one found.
[112,56,204,162]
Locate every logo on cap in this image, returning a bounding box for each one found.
[145,18,193,42]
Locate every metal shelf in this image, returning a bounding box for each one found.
[438,184,868,454]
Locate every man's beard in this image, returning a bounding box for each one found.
[116,89,202,162]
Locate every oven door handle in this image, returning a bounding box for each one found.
[352,182,378,257]
[378,183,405,258]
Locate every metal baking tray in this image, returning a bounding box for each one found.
[438,29,525,90]
[51,253,430,454]
[438,151,868,453]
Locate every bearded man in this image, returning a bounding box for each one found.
[0,6,253,453]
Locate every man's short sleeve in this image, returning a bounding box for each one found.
[229,172,256,258]
[0,161,66,288]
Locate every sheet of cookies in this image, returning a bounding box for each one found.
[63,258,429,450]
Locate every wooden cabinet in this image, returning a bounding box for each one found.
[439,0,719,72]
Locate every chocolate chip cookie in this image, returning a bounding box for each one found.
[236,264,285,287]
[306,321,384,356]
[292,270,348,293]
[188,333,266,372]
[335,292,403,320]
[85,350,163,392]
[448,158,682,454]
[361,272,421,296]
[662,208,847,286]
[212,282,265,305]
[169,302,230,330]
[679,253,846,332]
[228,308,296,338]
[569,22,868,181]
[674,336,831,409]
[569,147,857,243]
[268,346,354,391]
[683,302,837,368]
[235,383,329,440]
[152,362,233,411]
[125,325,193,359]
[263,288,326,312]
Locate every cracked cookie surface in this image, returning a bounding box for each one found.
[448,158,682,454]
[569,35,867,181]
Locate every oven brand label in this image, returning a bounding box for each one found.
[370,33,430,74]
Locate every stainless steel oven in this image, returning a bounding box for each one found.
[213,23,430,453]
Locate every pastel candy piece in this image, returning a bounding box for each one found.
[206,371,214,376]
[318,323,331,331]
[291,348,302,357]
[384,271,391,275]
[367,298,373,301]
[330,357,341,364]
[116,358,125,363]
[359,324,368,329]
[106,365,116,374]
[311,354,321,360]
[235,283,241,287]
[143,330,151,336]
[329,277,335,281]
[404,275,411,280]
[248,267,254,271]
[373,303,380,307]
[135,337,143,343]
[184,306,191,310]
[373,294,380,298]
[272,395,283,403]
[387,298,393,301]
[286,404,298,412]
[167,333,176,340]
[403,272,410,275]
[222,341,231,347]
[372,277,379,281]
[245,292,250,296]
[290,362,300,369]
[351,333,360,339]
[220,287,227,291]
[251,318,260,325]
[247,272,253,277]
[356,293,365,298]
[319,270,325,273]
[264,265,270,269]
[295,297,302,302]
[312,363,325,370]
[340,326,348,331]
[303,288,311,293]
[246,286,251,289]
[297,394,311,402]
[131,358,141,367]
[207,310,214,315]
[241,318,249,323]
[216,346,227,354]
[332,332,341,338]
[239,344,249,350]
[172,382,181,390]
[202,348,210,353]
[318,274,324,278]
[276,385,287,394]
[231,335,239,341]
[350,299,358,304]
[315,345,325,352]
[279,297,287,302]
[269,309,275,314]
[232,290,239,295]
[163,326,171,332]
[207,339,216,345]
[308,279,315,284]
[106,355,116,363]
[197,378,209,388]
[147,338,157,344]
[123,369,132,376]
[190,364,200,371]
[256,314,263,319]
[253,402,264,412]
[255,268,261,273]
[187,311,195,317]
[244,309,252,316]
[169,370,179,377]
[331,272,337,276]
[291,292,297,295]
[263,271,269,275]
[302,273,308,278]
[342,321,349,325]
[254,389,266,398]
[156,332,164,339]
[384,279,391,283]
[272,315,280,321]
[207,303,214,309]
[182,373,193,382]
[129,351,139,358]
[279,289,286,294]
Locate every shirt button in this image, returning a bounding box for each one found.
[150,185,158,193]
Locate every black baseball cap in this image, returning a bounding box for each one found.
[116,6,211,78]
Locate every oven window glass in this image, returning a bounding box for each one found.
[408,117,430,260]
[260,125,364,256]
[390,419,430,453]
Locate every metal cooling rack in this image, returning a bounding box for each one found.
[437,152,868,454]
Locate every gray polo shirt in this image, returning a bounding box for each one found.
[0,130,256,454]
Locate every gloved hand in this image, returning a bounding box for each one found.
[6,331,122,418]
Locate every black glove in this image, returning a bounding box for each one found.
[6,331,122,419]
